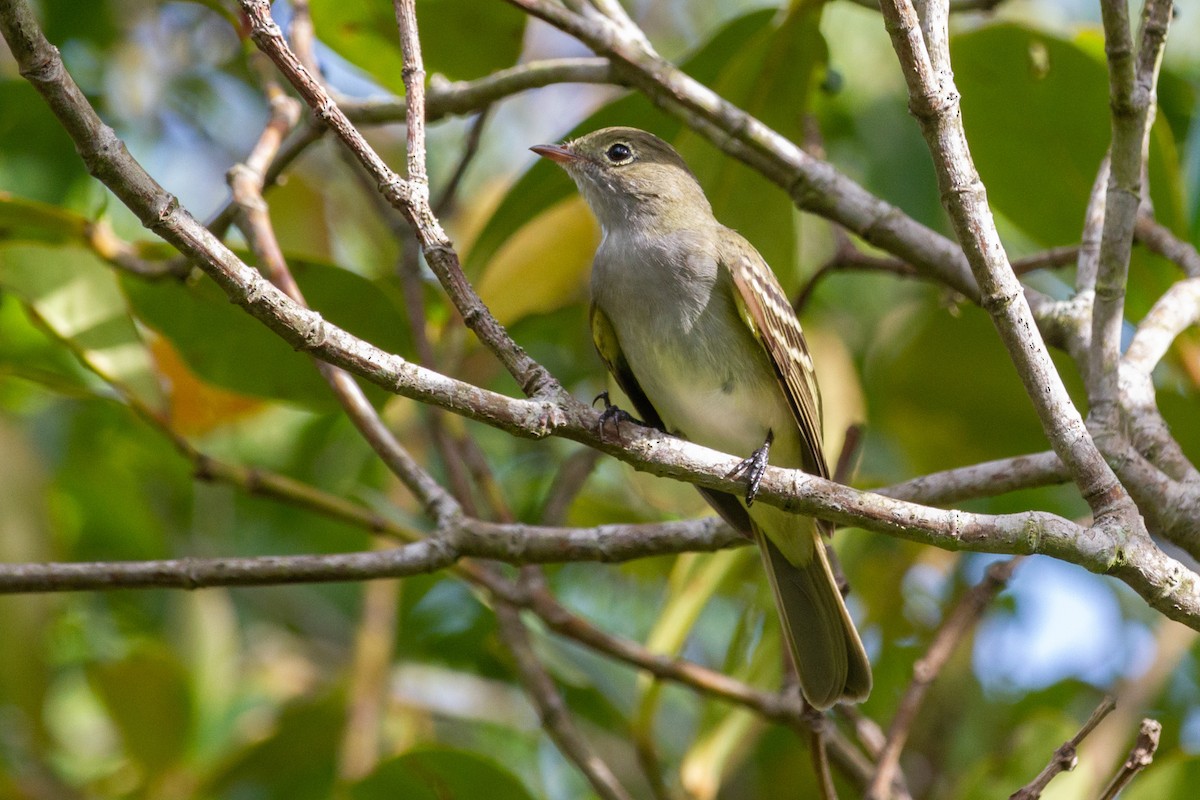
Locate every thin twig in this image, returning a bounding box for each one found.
[794,243,1077,313]
[879,451,1070,505]
[1136,213,1200,278]
[1089,0,1172,427]
[1075,154,1111,296]
[433,106,491,218]
[1096,718,1162,800]
[867,557,1021,799]
[1008,695,1117,799]
[811,723,840,800]
[540,448,603,527]
[6,0,1200,634]
[342,57,615,126]
[877,0,1129,522]
[240,0,562,401]
[494,602,635,800]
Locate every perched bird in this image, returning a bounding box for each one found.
[532,127,871,708]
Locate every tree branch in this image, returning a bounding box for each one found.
[342,57,615,125]
[1096,718,1162,800]
[867,557,1020,799]
[876,0,1132,523]
[1090,0,1172,426]
[1009,695,1117,799]
[1136,212,1200,278]
[495,601,635,800]
[0,518,744,594]
[879,451,1070,505]
[238,0,562,401]
[502,0,980,301]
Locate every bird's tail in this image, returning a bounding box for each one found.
[753,518,872,709]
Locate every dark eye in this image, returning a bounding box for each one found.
[605,142,633,163]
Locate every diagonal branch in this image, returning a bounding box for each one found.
[5,0,1200,630]
[238,0,562,401]
[495,601,635,800]
[875,0,1129,521]
[1009,695,1117,799]
[1090,0,1173,426]
[867,557,1020,799]
[1096,718,1162,800]
[502,0,980,301]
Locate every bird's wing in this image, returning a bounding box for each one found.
[724,235,830,480]
[590,301,753,535]
[589,302,664,430]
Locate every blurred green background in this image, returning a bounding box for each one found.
[1,0,1199,798]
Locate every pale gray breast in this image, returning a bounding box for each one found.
[591,227,795,459]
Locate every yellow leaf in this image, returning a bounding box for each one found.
[475,196,598,326]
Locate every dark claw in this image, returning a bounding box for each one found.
[726,430,774,506]
[593,391,638,440]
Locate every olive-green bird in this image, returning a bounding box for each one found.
[532,127,871,708]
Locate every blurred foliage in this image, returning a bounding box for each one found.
[1,0,1199,798]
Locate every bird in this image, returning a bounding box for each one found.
[532,127,871,708]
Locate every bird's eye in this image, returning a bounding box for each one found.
[605,142,634,164]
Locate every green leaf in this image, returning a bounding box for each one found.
[120,259,411,410]
[87,645,193,774]
[860,294,1089,482]
[0,82,91,207]
[308,0,525,94]
[675,1,828,291]
[351,747,536,800]
[204,694,343,800]
[0,291,94,397]
[0,192,89,246]
[0,243,162,404]
[953,23,1186,246]
[466,8,778,276]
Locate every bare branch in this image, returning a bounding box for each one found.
[879,451,1070,505]
[867,558,1020,799]
[1008,695,1117,799]
[1096,718,1162,800]
[876,0,1130,522]
[239,0,562,401]
[811,723,840,800]
[503,0,980,300]
[1118,277,1200,488]
[0,517,745,594]
[1090,0,1172,425]
[1136,213,1200,278]
[1075,154,1111,296]
[495,601,635,800]
[393,0,428,186]
[342,57,615,125]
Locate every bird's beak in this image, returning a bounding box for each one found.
[530,143,580,164]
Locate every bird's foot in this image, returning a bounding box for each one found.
[726,430,774,506]
[593,391,638,440]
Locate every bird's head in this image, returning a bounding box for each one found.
[532,127,712,232]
